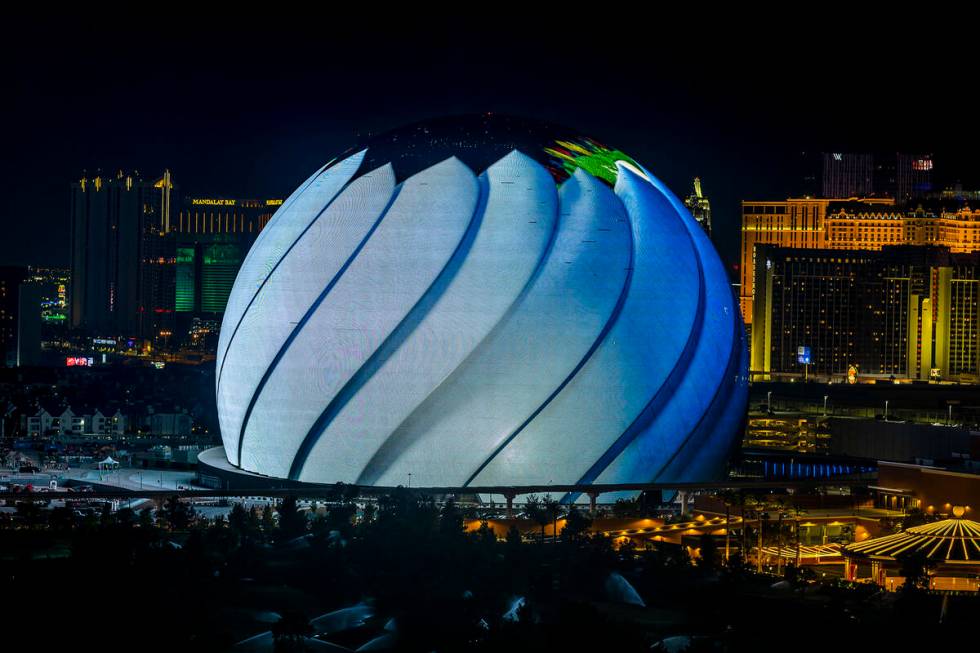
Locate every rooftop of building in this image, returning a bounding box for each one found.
[754,243,980,266]
[742,197,897,207]
[843,508,980,565]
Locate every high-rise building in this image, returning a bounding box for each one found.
[69,170,176,343]
[174,197,278,237]
[172,197,280,316]
[739,197,893,321]
[822,152,874,198]
[0,267,27,367]
[803,152,934,203]
[886,153,934,203]
[739,199,980,323]
[683,177,712,236]
[176,237,246,315]
[16,283,42,367]
[750,245,980,382]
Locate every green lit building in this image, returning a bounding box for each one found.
[176,238,245,314]
[172,197,281,317]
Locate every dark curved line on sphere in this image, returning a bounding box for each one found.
[355,169,564,486]
[633,164,747,484]
[709,325,750,474]
[216,160,353,398]
[288,175,490,481]
[562,201,708,504]
[462,190,636,489]
[235,184,403,466]
[696,315,750,478]
[647,305,742,483]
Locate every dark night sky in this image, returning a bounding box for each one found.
[3,16,976,272]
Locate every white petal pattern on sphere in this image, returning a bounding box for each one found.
[222,164,398,471]
[216,142,748,487]
[298,150,558,485]
[241,156,480,479]
[216,151,367,464]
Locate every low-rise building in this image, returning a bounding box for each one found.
[25,405,126,437]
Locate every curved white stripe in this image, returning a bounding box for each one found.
[216,151,366,387]
[303,151,560,485]
[590,166,739,484]
[217,164,395,466]
[357,169,629,487]
[469,166,701,486]
[240,157,479,479]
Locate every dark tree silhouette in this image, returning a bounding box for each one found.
[612,497,638,518]
[228,502,248,532]
[524,495,548,544]
[897,549,932,594]
[543,496,563,542]
[506,524,523,551]
[138,507,154,530]
[261,504,276,538]
[277,495,307,541]
[699,532,719,571]
[161,495,193,530]
[562,506,592,542]
[476,519,497,546]
[439,498,464,537]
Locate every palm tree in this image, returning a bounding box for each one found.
[716,489,739,563]
[524,495,548,544]
[543,496,563,542]
[767,495,788,575]
[563,505,592,542]
[277,495,307,540]
[740,493,761,571]
[786,499,807,568]
[699,531,719,571]
[261,504,276,540]
[897,550,932,594]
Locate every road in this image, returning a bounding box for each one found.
[1,468,879,502]
[62,467,202,491]
[1,466,203,490]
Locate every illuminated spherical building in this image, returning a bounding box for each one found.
[214,115,748,489]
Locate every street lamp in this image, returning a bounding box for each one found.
[757,511,768,574]
[767,391,772,414]
[776,511,785,576]
[884,400,889,421]
[823,395,828,417]
[407,472,412,488]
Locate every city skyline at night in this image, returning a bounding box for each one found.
[6,18,980,273]
[3,15,980,652]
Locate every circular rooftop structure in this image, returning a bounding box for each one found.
[843,513,980,566]
[214,115,748,489]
